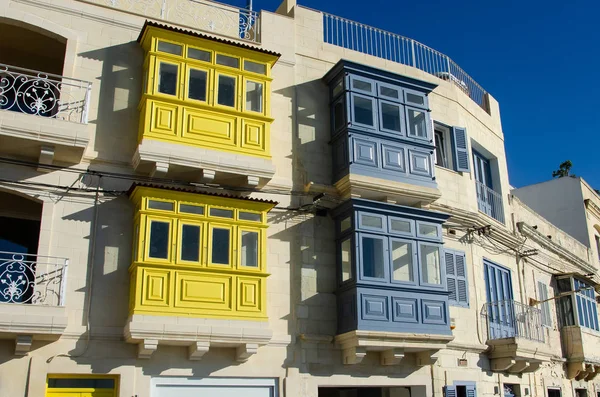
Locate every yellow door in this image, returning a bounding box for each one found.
[46,376,117,397]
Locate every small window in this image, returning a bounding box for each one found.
[391,240,413,282]
[435,130,448,168]
[389,218,412,235]
[149,220,170,259]
[353,95,374,126]
[332,79,344,97]
[211,227,230,265]
[181,224,201,262]
[406,91,425,106]
[239,211,261,222]
[148,200,174,211]
[418,222,439,238]
[217,75,236,107]
[379,85,400,100]
[362,235,385,279]
[360,213,383,229]
[340,216,351,232]
[341,238,352,281]
[241,230,259,267]
[210,208,234,218]
[352,78,373,93]
[333,99,345,131]
[188,69,207,101]
[180,204,205,215]
[188,47,211,62]
[216,54,240,68]
[244,60,266,74]
[420,244,441,285]
[407,108,428,139]
[157,41,182,56]
[158,62,178,96]
[48,378,116,389]
[380,101,402,133]
[246,80,263,113]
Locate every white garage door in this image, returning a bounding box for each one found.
[152,378,277,397]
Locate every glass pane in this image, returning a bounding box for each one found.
[148,200,174,211]
[216,54,240,68]
[354,96,374,126]
[380,85,399,99]
[421,244,441,284]
[392,241,413,282]
[341,238,351,281]
[241,231,259,267]
[180,204,205,215]
[246,80,263,112]
[210,208,233,218]
[157,41,182,55]
[352,79,372,92]
[390,218,411,234]
[188,69,207,101]
[48,378,115,389]
[158,63,178,95]
[362,236,384,279]
[334,100,345,130]
[149,221,170,259]
[361,214,382,229]
[181,224,200,262]
[239,212,261,222]
[407,108,427,138]
[418,223,439,237]
[406,92,425,106]
[244,60,266,74]
[188,47,211,62]
[381,102,401,132]
[218,75,236,107]
[332,79,343,97]
[211,228,230,264]
[340,216,351,232]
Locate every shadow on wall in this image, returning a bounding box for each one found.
[79,42,143,165]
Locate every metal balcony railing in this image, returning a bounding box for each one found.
[79,0,260,43]
[476,180,505,224]
[0,251,68,306]
[322,13,489,113]
[482,300,545,343]
[0,63,92,123]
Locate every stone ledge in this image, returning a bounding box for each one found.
[124,315,273,361]
[486,337,554,373]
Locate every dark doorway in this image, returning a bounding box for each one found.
[547,389,561,397]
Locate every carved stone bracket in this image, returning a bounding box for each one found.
[491,358,516,372]
[15,335,33,356]
[235,343,259,362]
[188,341,210,361]
[138,339,159,359]
[567,362,586,379]
[342,346,367,365]
[380,349,404,366]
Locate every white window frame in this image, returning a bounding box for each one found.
[434,123,454,170]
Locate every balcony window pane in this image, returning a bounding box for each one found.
[244,60,266,74]
[380,85,399,99]
[390,218,411,234]
[239,212,261,222]
[218,75,236,107]
[334,100,345,131]
[210,208,233,218]
[354,96,374,126]
[180,204,205,215]
[361,214,382,229]
[216,54,240,68]
[420,244,441,284]
[211,228,230,265]
[148,200,174,211]
[340,216,351,232]
[418,223,439,238]
[181,224,200,262]
[407,108,427,138]
[157,41,182,56]
[188,69,207,101]
[133,223,139,261]
[341,238,351,281]
[241,231,259,267]
[149,221,170,259]
[362,236,384,279]
[406,92,425,106]
[188,48,211,62]
[246,80,263,113]
[381,102,401,132]
[391,240,413,282]
[158,63,178,96]
[352,79,372,92]
[332,79,343,97]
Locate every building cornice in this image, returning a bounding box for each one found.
[585,199,600,223]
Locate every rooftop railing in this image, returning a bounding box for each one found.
[482,300,545,343]
[0,63,92,123]
[323,13,490,113]
[0,251,68,306]
[80,0,260,43]
[476,181,505,224]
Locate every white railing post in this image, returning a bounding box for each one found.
[59,259,69,306]
[410,39,416,67]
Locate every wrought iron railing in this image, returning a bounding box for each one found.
[0,251,68,306]
[79,0,260,43]
[322,13,489,113]
[0,63,92,123]
[482,300,545,343]
[476,180,505,224]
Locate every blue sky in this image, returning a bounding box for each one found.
[232,0,599,188]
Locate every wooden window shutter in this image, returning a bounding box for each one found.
[452,126,470,173]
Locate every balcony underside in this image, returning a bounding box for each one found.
[567,362,600,381]
[486,337,553,373]
[0,110,91,165]
[133,138,275,187]
[124,314,272,361]
[334,173,442,207]
[335,330,453,366]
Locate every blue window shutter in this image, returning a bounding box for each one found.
[466,385,477,397]
[456,253,469,306]
[452,126,470,173]
[445,250,457,304]
[444,386,457,397]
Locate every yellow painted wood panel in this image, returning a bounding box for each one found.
[182,107,237,147]
[237,276,263,313]
[149,100,179,137]
[174,271,232,311]
[140,268,171,307]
